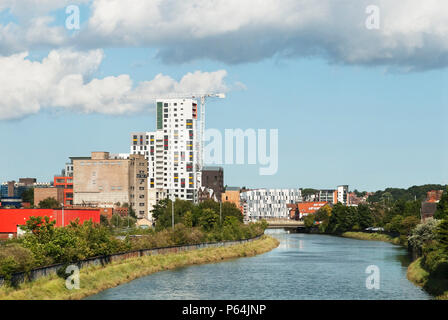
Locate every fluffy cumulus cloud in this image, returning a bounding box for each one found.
[2,0,448,70]
[0,49,229,120]
[82,0,448,70]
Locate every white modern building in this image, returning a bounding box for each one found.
[240,189,303,220]
[337,185,349,205]
[130,99,200,218]
[319,189,336,204]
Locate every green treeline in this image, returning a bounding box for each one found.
[0,199,266,284]
[305,201,421,245]
[305,186,448,298]
[366,184,447,203]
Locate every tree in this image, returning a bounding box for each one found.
[408,219,441,252]
[438,219,448,254]
[128,206,137,219]
[151,199,195,230]
[199,209,219,231]
[315,205,331,222]
[221,202,243,223]
[301,188,318,198]
[434,187,448,220]
[21,188,34,204]
[356,204,373,230]
[38,197,60,209]
[327,203,353,234]
[385,215,404,234]
[183,211,193,228]
[21,216,56,239]
[304,214,315,228]
[400,216,420,236]
[100,214,110,227]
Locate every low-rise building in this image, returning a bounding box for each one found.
[222,187,242,212]
[297,201,329,219]
[240,189,303,220]
[0,208,100,239]
[34,187,64,207]
[202,167,224,200]
[426,190,443,203]
[73,152,149,219]
[421,202,438,222]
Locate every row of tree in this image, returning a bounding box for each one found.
[0,198,266,283]
[366,184,447,203]
[151,199,244,231]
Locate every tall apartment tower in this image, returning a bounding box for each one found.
[130,98,200,206]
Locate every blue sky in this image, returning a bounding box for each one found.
[0,1,447,191]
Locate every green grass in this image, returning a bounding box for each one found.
[0,235,279,300]
[407,258,448,300]
[342,232,401,245]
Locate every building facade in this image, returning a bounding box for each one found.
[129,154,149,219]
[337,185,349,205]
[240,189,303,220]
[222,187,242,212]
[202,166,224,201]
[73,152,148,217]
[318,189,337,204]
[130,98,200,203]
[0,209,100,239]
[34,187,64,207]
[53,176,74,206]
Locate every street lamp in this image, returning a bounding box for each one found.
[220,200,222,225]
[61,203,64,227]
[171,195,175,230]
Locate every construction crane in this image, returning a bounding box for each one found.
[192,93,226,172]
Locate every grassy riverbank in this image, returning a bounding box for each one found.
[407,258,448,300]
[0,235,279,300]
[341,231,401,245]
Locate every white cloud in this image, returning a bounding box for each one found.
[1,0,448,70]
[0,49,230,120]
[82,0,448,70]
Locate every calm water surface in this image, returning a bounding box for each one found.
[87,230,430,300]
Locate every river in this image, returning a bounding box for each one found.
[87,230,431,300]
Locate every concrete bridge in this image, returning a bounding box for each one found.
[266,219,304,228]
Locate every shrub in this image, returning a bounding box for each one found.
[422,241,448,276]
[0,244,35,281]
[408,218,441,253]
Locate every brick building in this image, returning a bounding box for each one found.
[34,187,64,207]
[202,167,224,201]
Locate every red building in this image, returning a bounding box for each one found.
[426,190,443,203]
[288,202,329,220]
[54,176,74,207]
[0,208,100,239]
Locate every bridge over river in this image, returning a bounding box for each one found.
[265,219,304,229]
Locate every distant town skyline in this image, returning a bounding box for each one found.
[0,1,447,191]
